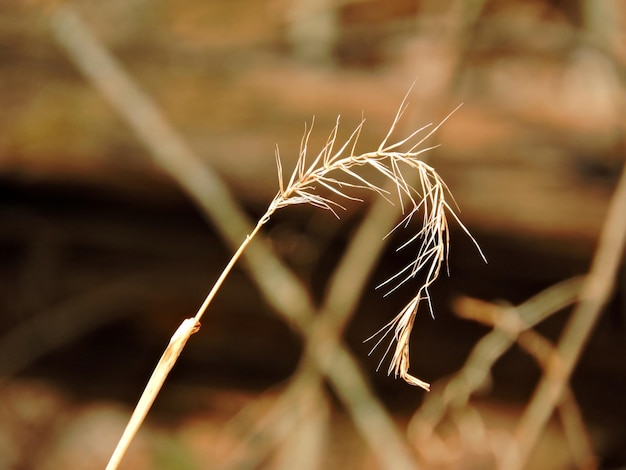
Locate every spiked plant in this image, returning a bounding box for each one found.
[272,101,485,389]
[106,91,484,469]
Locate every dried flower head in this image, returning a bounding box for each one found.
[269,91,485,390]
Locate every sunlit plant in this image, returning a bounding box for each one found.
[107,90,484,469]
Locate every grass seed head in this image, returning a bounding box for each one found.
[269,91,485,390]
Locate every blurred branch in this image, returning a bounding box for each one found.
[48,5,416,469]
[408,278,582,468]
[219,369,326,468]
[407,277,583,462]
[583,0,626,65]
[0,271,161,380]
[286,0,338,65]
[451,294,596,469]
[271,378,329,470]
[515,330,596,470]
[509,159,626,469]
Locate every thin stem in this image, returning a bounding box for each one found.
[106,318,198,470]
[193,219,265,325]
[106,218,266,470]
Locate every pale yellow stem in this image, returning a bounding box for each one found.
[106,218,266,470]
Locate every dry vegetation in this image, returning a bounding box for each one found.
[1,1,625,469]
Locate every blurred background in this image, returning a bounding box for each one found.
[0,0,625,468]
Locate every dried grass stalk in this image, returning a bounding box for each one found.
[107,88,481,469]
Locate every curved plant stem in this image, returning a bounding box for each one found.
[50,6,476,469]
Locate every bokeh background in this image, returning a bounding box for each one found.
[1,1,625,468]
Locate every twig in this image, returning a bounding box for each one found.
[451,295,596,468]
[515,330,596,469]
[509,160,626,469]
[408,277,583,456]
[0,272,166,379]
[219,369,323,468]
